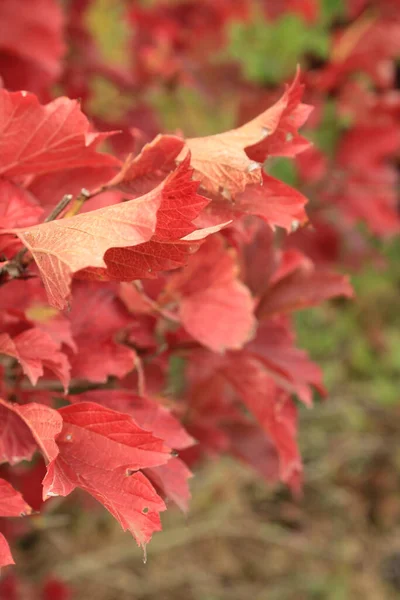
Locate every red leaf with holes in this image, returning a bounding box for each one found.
[42,402,172,547]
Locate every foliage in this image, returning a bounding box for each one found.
[0,0,399,596]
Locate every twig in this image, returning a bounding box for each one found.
[134,355,147,397]
[133,281,180,323]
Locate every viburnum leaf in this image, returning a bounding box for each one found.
[9,160,197,309]
[235,173,308,231]
[222,356,302,486]
[145,458,192,513]
[0,399,62,465]
[0,478,32,518]
[0,0,65,94]
[200,172,308,232]
[113,134,185,196]
[64,283,135,383]
[42,402,173,547]
[0,534,14,567]
[180,69,312,197]
[0,89,119,179]
[0,328,70,391]
[70,390,194,450]
[257,260,354,318]
[90,222,227,282]
[166,235,255,352]
[247,317,326,406]
[69,390,194,511]
[77,160,227,282]
[0,179,43,256]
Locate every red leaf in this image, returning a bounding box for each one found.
[247,318,326,406]
[257,260,354,318]
[145,458,192,513]
[69,391,194,511]
[0,399,62,465]
[0,180,43,256]
[179,70,311,197]
[0,533,13,567]
[167,235,255,352]
[65,282,135,383]
[263,0,319,23]
[222,357,302,486]
[42,402,172,547]
[234,172,308,231]
[71,390,194,450]
[0,478,31,518]
[77,160,224,282]
[42,578,71,600]
[11,161,196,309]
[113,134,185,196]
[0,328,70,391]
[0,0,65,94]
[0,90,119,179]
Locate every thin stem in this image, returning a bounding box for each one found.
[134,355,146,397]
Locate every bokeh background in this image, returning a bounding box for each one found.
[1,0,400,598]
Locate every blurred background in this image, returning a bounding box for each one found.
[1,0,400,598]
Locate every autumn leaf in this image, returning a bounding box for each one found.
[145,458,192,513]
[202,172,308,232]
[0,399,62,465]
[257,260,354,318]
[0,534,14,567]
[9,160,198,309]
[77,160,227,282]
[221,356,302,486]
[0,328,70,391]
[246,317,326,406]
[0,89,119,179]
[179,69,312,197]
[0,179,43,256]
[71,390,194,450]
[112,134,185,196]
[0,476,32,568]
[69,390,194,511]
[166,235,255,352]
[65,283,135,383]
[42,402,173,547]
[0,0,65,94]
[0,478,32,517]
